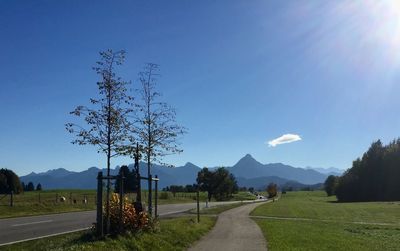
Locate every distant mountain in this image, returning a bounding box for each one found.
[20,154,332,190]
[305,167,344,176]
[228,154,328,185]
[20,162,199,190]
[43,168,77,178]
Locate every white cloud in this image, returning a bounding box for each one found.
[267,134,302,147]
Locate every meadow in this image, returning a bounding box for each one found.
[0,190,255,218]
[251,191,400,250]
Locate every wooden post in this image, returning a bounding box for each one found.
[119,173,124,233]
[70,192,72,204]
[148,174,152,215]
[56,193,58,203]
[155,175,158,218]
[196,185,200,223]
[96,172,104,237]
[10,191,13,207]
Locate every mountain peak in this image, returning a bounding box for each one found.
[234,154,262,167]
[184,162,199,169]
[45,168,67,173]
[87,167,99,172]
[244,154,254,159]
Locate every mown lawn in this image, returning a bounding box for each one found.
[251,191,400,250]
[2,216,216,251]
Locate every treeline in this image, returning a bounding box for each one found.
[325,139,400,202]
[21,181,42,191]
[163,184,198,195]
[0,169,23,194]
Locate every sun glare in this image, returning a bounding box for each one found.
[292,0,400,82]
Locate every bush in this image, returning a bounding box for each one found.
[105,193,151,234]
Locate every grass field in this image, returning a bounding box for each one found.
[2,216,216,251]
[251,191,400,250]
[189,202,245,215]
[0,190,255,218]
[0,190,97,218]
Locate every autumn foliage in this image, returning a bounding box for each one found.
[105,193,151,234]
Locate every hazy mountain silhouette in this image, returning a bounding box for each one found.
[305,167,343,176]
[228,154,328,185]
[20,154,329,189]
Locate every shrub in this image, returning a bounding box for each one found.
[105,193,151,234]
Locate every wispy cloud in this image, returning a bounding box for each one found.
[267,134,302,147]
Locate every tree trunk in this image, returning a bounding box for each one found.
[147,151,152,215]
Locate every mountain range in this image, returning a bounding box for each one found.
[20,154,337,190]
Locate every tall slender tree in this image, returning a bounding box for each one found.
[66,49,132,233]
[134,63,185,215]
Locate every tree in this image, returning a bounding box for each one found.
[0,172,8,194]
[66,49,132,232]
[36,183,42,191]
[197,168,215,201]
[324,175,338,196]
[335,138,400,202]
[197,167,238,201]
[27,182,34,191]
[133,63,186,214]
[267,183,277,198]
[248,187,255,194]
[114,165,138,193]
[0,169,23,194]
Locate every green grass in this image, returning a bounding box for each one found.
[189,202,245,215]
[2,216,216,251]
[0,190,97,218]
[0,190,255,218]
[251,191,400,250]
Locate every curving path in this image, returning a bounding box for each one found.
[188,201,269,251]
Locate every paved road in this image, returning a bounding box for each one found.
[188,201,269,251]
[0,200,262,246]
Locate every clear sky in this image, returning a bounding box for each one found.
[1,0,400,176]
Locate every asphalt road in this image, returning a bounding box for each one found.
[0,200,262,246]
[188,202,269,251]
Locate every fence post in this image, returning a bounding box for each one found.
[10,191,13,207]
[96,172,104,237]
[119,173,124,233]
[155,175,158,218]
[70,192,72,204]
[56,193,58,203]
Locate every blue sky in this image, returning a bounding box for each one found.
[1,1,400,176]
